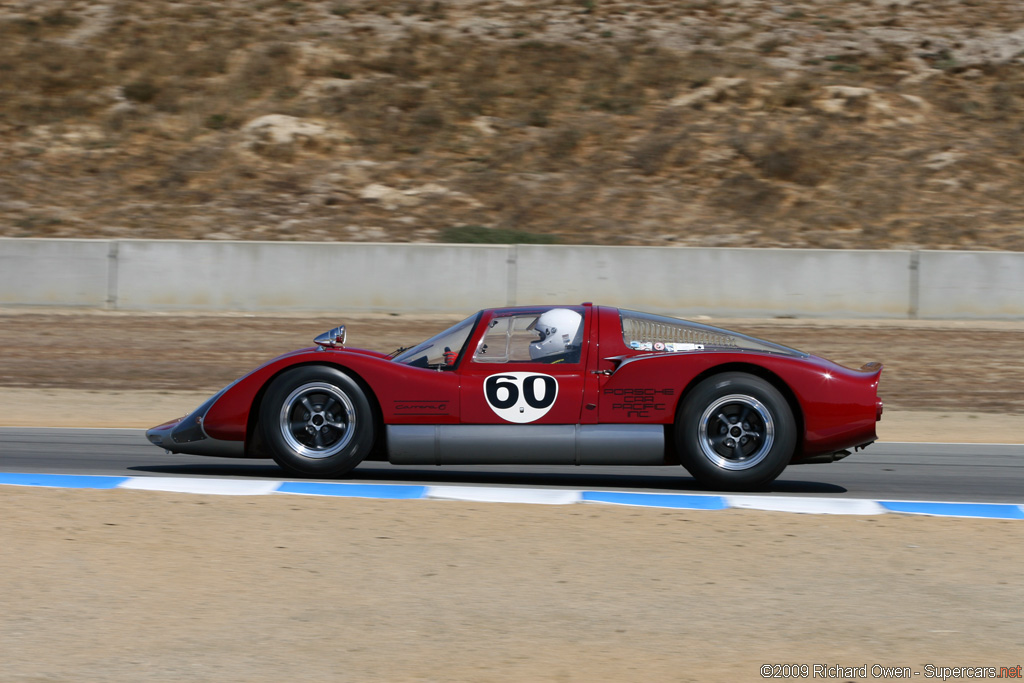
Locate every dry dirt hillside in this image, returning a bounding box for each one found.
[2,0,1024,249]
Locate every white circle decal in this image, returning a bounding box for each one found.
[484,372,559,423]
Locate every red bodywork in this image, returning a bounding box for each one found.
[150,304,882,464]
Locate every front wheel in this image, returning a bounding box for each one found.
[676,372,796,490]
[259,366,376,478]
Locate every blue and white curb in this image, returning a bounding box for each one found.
[2,472,1022,519]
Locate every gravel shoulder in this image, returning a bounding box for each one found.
[2,487,1022,683]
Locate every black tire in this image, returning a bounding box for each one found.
[259,365,376,478]
[676,372,796,490]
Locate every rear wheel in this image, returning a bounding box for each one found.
[259,366,376,478]
[676,372,796,490]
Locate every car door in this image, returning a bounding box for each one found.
[458,307,590,425]
[434,307,590,465]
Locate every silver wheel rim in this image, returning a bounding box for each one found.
[279,382,356,459]
[697,394,775,471]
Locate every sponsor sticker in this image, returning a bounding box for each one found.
[629,341,705,352]
[666,342,704,352]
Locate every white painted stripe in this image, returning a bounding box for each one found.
[426,485,582,505]
[725,495,887,515]
[0,470,1017,519]
[118,477,282,496]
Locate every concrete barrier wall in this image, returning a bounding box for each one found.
[0,239,112,307]
[514,246,914,317]
[917,251,1024,319]
[115,241,511,312]
[2,238,1021,318]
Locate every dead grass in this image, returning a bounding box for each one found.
[0,0,1023,248]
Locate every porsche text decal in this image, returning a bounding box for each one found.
[484,373,558,423]
[604,387,674,418]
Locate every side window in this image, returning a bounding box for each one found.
[473,309,584,364]
[473,315,541,363]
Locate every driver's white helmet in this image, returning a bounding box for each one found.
[529,308,582,361]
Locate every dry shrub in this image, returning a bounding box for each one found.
[729,125,833,187]
[179,43,232,78]
[766,77,816,109]
[123,80,159,103]
[673,50,731,88]
[990,82,1019,115]
[756,36,788,54]
[362,46,421,79]
[580,76,645,114]
[104,102,146,133]
[304,56,354,80]
[451,58,503,116]
[509,41,586,81]
[390,84,427,111]
[861,42,907,71]
[0,40,108,124]
[329,2,353,17]
[543,126,582,159]
[412,106,444,128]
[41,10,81,29]
[710,173,784,216]
[754,148,807,183]
[483,140,536,169]
[629,133,676,175]
[633,46,690,93]
[236,42,296,97]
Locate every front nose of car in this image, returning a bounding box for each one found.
[146,417,183,450]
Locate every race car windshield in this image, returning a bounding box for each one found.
[392,312,480,369]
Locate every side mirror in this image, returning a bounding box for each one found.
[314,325,346,349]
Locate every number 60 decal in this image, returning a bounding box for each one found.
[484,373,559,423]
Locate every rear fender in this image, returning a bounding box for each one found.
[675,361,806,457]
[601,353,803,429]
[604,351,877,460]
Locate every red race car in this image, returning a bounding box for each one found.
[147,303,883,490]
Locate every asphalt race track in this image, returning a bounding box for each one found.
[0,427,1021,504]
